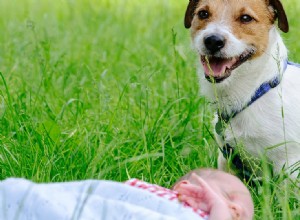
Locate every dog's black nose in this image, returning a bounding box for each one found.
[204,35,225,54]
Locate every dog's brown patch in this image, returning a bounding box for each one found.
[229,0,275,58]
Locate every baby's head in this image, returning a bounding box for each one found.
[174,168,254,220]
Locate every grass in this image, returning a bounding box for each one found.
[0,0,299,219]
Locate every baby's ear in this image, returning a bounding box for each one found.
[229,203,243,220]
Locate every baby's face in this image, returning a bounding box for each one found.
[202,171,254,220]
[174,170,254,219]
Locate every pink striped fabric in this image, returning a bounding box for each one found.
[125,179,208,219]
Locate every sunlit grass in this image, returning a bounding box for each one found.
[0,0,299,219]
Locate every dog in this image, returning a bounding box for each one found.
[184,0,299,181]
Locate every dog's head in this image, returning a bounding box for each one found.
[184,0,289,83]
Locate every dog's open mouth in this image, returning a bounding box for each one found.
[201,50,254,83]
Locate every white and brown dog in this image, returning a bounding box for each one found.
[184,0,299,181]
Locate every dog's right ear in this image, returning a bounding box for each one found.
[184,0,199,29]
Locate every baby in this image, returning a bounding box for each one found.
[173,168,254,220]
[0,169,253,220]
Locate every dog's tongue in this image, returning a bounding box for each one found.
[202,57,237,77]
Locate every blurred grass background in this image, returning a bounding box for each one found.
[0,0,299,219]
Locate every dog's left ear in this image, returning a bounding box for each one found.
[184,0,199,29]
[269,0,289,33]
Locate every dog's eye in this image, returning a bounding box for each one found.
[240,14,253,23]
[198,10,209,20]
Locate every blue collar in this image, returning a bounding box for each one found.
[216,60,288,132]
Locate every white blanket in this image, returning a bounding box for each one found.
[0,178,206,220]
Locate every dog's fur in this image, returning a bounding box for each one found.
[184,0,299,180]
